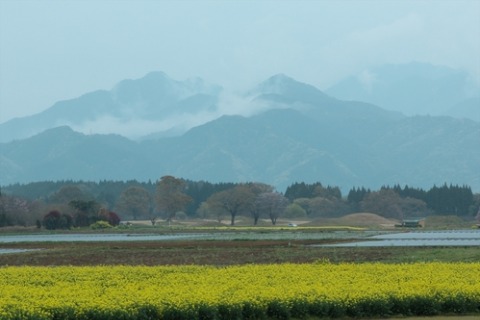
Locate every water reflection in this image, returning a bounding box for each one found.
[0,233,202,243]
[0,249,38,254]
[323,230,480,247]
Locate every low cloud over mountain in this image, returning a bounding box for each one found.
[1,68,479,192]
[0,72,224,142]
[2,63,478,144]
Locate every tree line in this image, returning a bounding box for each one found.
[1,178,479,228]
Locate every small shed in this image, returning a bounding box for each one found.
[397,218,425,228]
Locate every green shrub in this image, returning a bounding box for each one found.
[289,298,309,318]
[197,303,217,320]
[43,210,73,230]
[266,300,290,319]
[217,303,242,320]
[241,302,266,319]
[135,304,159,320]
[162,307,196,320]
[346,297,393,318]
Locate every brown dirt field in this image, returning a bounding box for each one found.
[2,239,480,266]
[0,240,327,266]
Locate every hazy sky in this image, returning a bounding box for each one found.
[1,0,479,123]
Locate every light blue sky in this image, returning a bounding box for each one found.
[1,0,479,123]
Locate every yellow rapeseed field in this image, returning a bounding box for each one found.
[0,262,479,319]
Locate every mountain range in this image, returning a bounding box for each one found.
[0,71,223,143]
[1,66,479,192]
[326,62,480,121]
[1,62,479,144]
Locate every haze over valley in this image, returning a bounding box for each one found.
[1,65,479,192]
[1,4,479,319]
[1,0,479,193]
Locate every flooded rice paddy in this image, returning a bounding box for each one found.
[0,230,479,254]
[322,230,480,247]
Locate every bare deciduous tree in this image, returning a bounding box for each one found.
[207,184,255,225]
[256,192,289,225]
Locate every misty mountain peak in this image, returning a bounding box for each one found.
[144,70,169,79]
[326,62,480,117]
[183,76,222,96]
[111,71,221,103]
[256,73,300,93]
[267,73,295,83]
[1,66,477,145]
[111,70,177,102]
[0,71,225,142]
[249,73,332,108]
[25,126,83,145]
[41,125,77,135]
